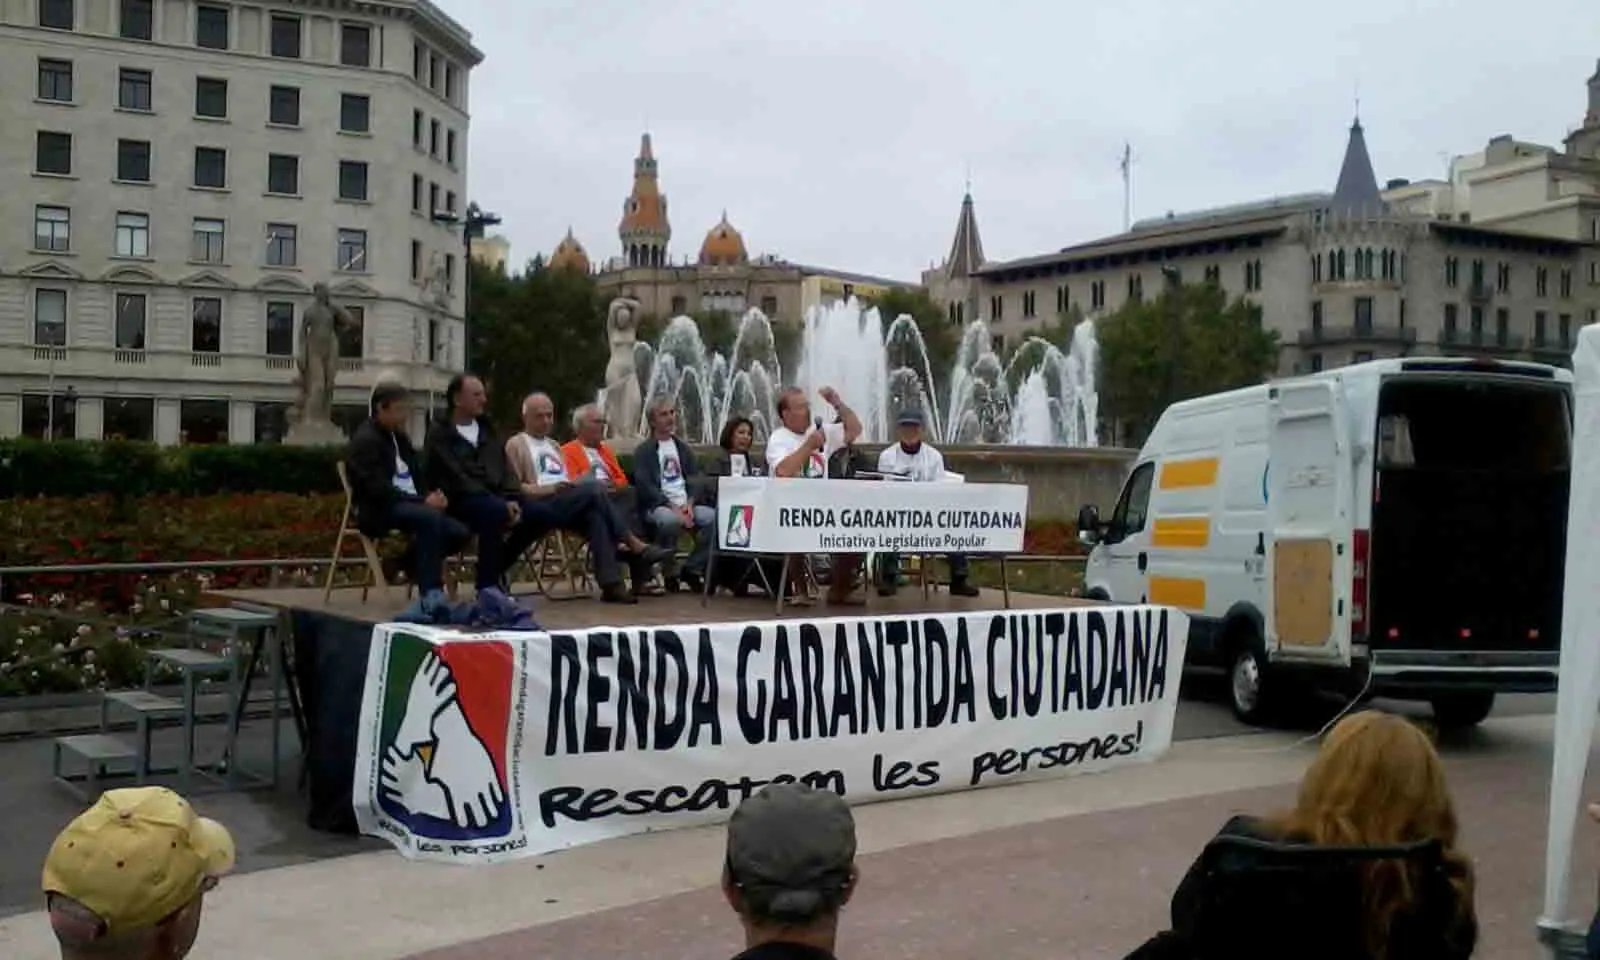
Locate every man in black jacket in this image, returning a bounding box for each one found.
[345,383,469,615]
[425,374,634,604]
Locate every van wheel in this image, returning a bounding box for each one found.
[1431,692,1496,729]
[1228,645,1275,726]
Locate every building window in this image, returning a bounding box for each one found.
[1560,314,1573,347]
[339,94,370,133]
[445,190,456,215]
[338,161,369,201]
[428,317,441,362]
[192,147,227,188]
[1353,350,1374,364]
[429,119,440,157]
[254,403,289,443]
[1311,253,1323,283]
[40,0,73,30]
[268,85,300,126]
[429,53,439,89]
[1310,300,1323,332]
[269,14,301,58]
[35,206,70,252]
[1444,256,1459,288]
[1537,267,1549,298]
[119,0,152,39]
[412,109,424,147]
[265,223,297,267]
[36,131,72,174]
[114,293,147,349]
[116,139,151,182]
[1443,303,1458,337]
[192,297,221,352]
[1021,290,1036,318]
[989,294,1002,320]
[1495,308,1510,346]
[337,228,367,272]
[410,240,422,280]
[1470,259,1485,290]
[1469,305,1484,343]
[195,77,227,118]
[1243,259,1262,292]
[118,68,153,112]
[1535,311,1548,346]
[113,212,149,258]
[411,174,423,212]
[191,217,224,263]
[266,302,295,355]
[412,42,425,81]
[1091,280,1105,310]
[1399,299,1407,329]
[1496,263,1512,294]
[1561,269,1574,298]
[34,289,68,346]
[179,400,229,444]
[1353,296,1373,334]
[759,295,777,316]
[38,58,73,102]
[444,254,456,291]
[103,398,155,442]
[445,64,457,100]
[428,182,439,215]
[339,306,364,358]
[22,393,76,440]
[340,23,372,67]
[1308,353,1324,373]
[266,153,299,195]
[446,129,457,165]
[195,4,228,48]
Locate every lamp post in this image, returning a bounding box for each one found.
[430,201,502,372]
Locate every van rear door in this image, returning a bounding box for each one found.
[1265,378,1354,666]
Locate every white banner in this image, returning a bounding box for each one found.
[353,605,1190,863]
[716,476,1029,555]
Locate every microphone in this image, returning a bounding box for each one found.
[813,417,823,432]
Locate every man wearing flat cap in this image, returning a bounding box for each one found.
[722,783,859,960]
[877,409,981,598]
[42,786,235,960]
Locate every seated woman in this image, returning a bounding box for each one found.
[1127,710,1477,960]
[701,417,789,598]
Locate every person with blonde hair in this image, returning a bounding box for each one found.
[1127,710,1477,959]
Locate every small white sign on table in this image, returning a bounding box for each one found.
[715,477,1029,555]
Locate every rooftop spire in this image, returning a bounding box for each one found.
[1330,117,1384,216]
[944,191,985,279]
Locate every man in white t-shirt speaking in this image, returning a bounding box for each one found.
[875,410,981,598]
[765,385,865,605]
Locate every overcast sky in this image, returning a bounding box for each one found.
[446,0,1599,281]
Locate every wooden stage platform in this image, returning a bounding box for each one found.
[206,583,1079,631]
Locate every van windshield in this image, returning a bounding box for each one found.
[1376,378,1570,473]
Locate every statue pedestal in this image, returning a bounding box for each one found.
[284,419,346,447]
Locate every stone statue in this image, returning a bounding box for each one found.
[285,283,352,446]
[601,297,643,439]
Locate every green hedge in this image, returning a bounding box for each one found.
[0,438,646,498]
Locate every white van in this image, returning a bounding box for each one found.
[1077,357,1573,727]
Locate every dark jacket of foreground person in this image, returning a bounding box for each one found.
[346,418,432,537]
[1125,815,1477,960]
[423,415,519,503]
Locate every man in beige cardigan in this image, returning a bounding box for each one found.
[506,392,670,598]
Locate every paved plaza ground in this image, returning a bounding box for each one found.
[0,680,1581,959]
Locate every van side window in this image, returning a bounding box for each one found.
[1107,462,1155,542]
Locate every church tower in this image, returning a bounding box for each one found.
[927,191,985,325]
[1565,59,1600,159]
[619,133,671,267]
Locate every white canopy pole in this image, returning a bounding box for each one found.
[1541,327,1600,947]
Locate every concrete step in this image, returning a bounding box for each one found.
[103,690,183,717]
[55,733,137,764]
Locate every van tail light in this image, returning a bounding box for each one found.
[1351,529,1370,639]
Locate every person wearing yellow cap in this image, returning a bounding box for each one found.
[41,786,236,959]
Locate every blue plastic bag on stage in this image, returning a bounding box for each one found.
[471,586,540,632]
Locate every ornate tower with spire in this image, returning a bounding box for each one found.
[619,133,671,268]
[924,191,987,325]
[1330,116,1385,217]
[1565,59,1600,159]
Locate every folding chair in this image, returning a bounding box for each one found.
[322,462,391,604]
[520,532,592,600]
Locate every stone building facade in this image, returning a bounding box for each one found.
[926,61,1600,375]
[0,0,480,444]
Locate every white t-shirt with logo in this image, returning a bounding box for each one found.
[454,420,481,447]
[878,442,945,483]
[391,437,419,496]
[522,435,569,487]
[583,446,612,485]
[658,441,689,507]
[766,422,846,479]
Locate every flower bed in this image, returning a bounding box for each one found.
[0,494,1082,697]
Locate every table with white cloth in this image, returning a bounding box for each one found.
[710,476,1030,612]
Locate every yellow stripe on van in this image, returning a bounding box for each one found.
[1151,517,1211,549]
[1158,457,1219,490]
[1149,576,1206,611]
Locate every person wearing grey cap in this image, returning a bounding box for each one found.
[876,410,981,597]
[722,783,859,960]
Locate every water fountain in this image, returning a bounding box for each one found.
[611,297,1099,447]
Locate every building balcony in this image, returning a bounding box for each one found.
[1298,324,1417,347]
[1528,339,1575,362]
[1466,281,1494,304]
[1,344,436,386]
[1439,329,1527,353]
